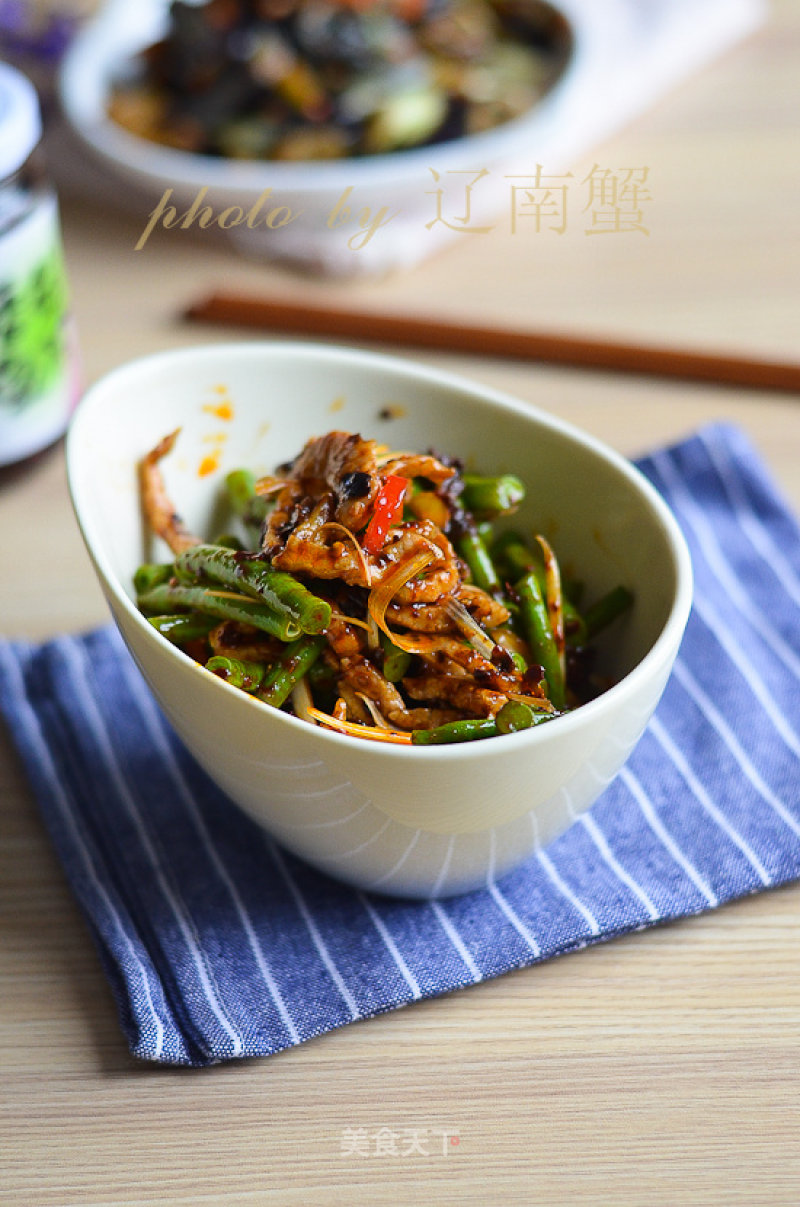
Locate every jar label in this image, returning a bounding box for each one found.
[0,195,77,465]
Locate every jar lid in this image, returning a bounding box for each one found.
[0,61,42,179]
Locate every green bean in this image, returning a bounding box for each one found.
[491,530,535,580]
[225,468,271,548]
[462,474,525,516]
[134,563,173,594]
[455,526,500,594]
[147,613,216,644]
[494,532,586,645]
[307,658,337,694]
[176,544,331,635]
[411,718,498,745]
[379,631,411,683]
[584,585,634,639]
[563,603,588,648]
[411,698,556,745]
[494,700,534,734]
[510,650,528,673]
[304,665,338,715]
[502,700,556,733]
[225,468,258,515]
[244,501,270,549]
[515,571,565,710]
[137,581,301,641]
[206,655,265,693]
[257,635,326,708]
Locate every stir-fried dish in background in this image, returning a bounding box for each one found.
[136,428,633,745]
[107,0,572,159]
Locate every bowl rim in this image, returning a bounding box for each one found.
[57,0,592,196]
[66,339,694,762]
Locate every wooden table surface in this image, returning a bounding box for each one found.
[2,3,800,1203]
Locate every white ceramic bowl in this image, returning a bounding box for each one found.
[66,341,692,898]
[57,0,627,275]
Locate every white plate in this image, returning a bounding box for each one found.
[58,0,619,275]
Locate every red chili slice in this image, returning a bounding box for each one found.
[362,474,409,555]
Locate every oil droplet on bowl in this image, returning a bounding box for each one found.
[203,401,234,421]
[198,450,221,477]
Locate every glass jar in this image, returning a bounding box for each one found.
[0,60,78,467]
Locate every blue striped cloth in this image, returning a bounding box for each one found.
[2,423,800,1066]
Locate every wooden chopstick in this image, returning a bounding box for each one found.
[184,291,800,394]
